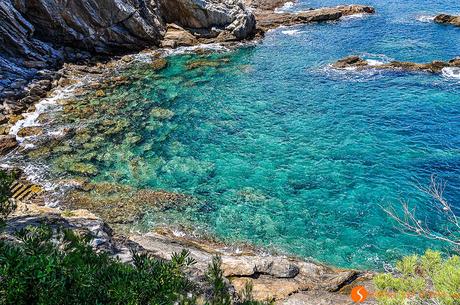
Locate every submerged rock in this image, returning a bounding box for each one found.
[186,57,231,70]
[151,58,169,71]
[332,56,460,73]
[66,182,195,224]
[17,126,44,137]
[150,107,175,120]
[434,14,460,27]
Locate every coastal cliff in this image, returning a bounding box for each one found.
[0,0,256,102]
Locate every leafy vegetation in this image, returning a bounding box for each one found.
[374,250,460,305]
[0,226,197,305]
[0,169,15,225]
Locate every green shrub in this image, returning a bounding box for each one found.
[0,224,272,305]
[0,226,196,305]
[374,250,460,305]
[0,169,15,224]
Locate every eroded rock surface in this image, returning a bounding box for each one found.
[434,14,460,27]
[131,228,374,302]
[332,55,460,73]
[251,3,375,32]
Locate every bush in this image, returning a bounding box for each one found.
[374,250,460,305]
[0,224,273,305]
[0,170,15,224]
[0,226,196,305]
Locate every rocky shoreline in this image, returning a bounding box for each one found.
[7,200,375,304]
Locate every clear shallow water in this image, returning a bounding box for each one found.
[7,0,460,269]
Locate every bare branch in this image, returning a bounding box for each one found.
[382,176,460,248]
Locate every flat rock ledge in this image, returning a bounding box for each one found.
[434,14,460,27]
[332,55,460,73]
[253,4,375,32]
[6,202,375,304]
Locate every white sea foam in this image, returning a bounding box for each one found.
[281,29,302,36]
[442,67,460,80]
[416,15,435,23]
[275,1,294,13]
[341,13,365,20]
[10,84,79,140]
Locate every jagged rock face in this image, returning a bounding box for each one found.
[11,0,166,54]
[158,0,256,39]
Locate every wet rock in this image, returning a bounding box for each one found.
[0,135,18,155]
[69,163,98,176]
[161,24,199,48]
[434,14,460,27]
[254,4,375,32]
[0,114,7,124]
[0,124,10,135]
[7,114,23,124]
[332,56,460,73]
[332,56,368,69]
[186,58,230,70]
[151,58,168,71]
[17,126,44,137]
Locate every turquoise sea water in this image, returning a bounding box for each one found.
[7,0,460,269]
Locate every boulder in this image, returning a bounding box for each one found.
[0,135,18,155]
[161,24,198,48]
[158,0,256,39]
[434,14,460,27]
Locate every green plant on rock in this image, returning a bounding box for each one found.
[374,250,460,305]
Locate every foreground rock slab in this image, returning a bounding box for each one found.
[131,228,374,302]
[332,55,460,73]
[434,14,460,27]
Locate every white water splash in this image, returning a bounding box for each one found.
[281,29,302,36]
[341,13,365,20]
[275,1,294,13]
[442,67,460,80]
[416,15,435,23]
[10,84,82,141]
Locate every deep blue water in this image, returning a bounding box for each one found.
[9,0,460,269]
